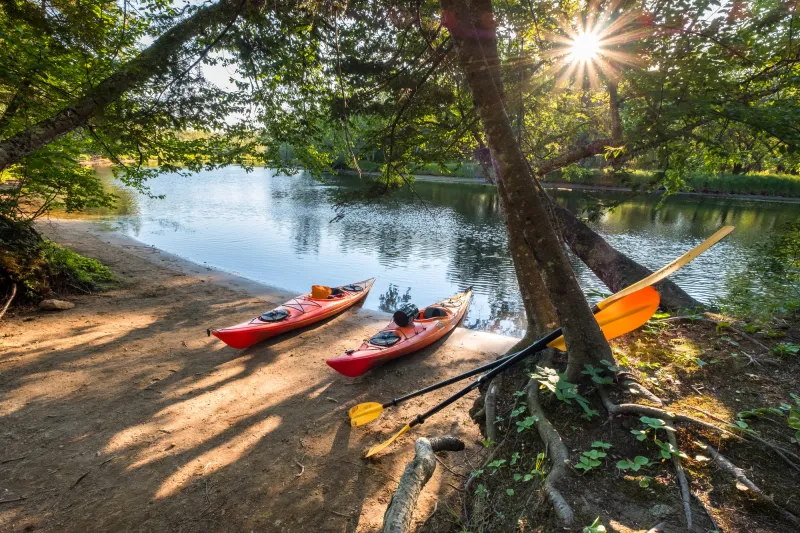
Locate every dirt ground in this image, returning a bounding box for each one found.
[0,219,516,532]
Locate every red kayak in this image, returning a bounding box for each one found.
[327,287,472,377]
[210,278,375,349]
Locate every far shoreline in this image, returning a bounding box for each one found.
[82,160,800,204]
[346,170,800,204]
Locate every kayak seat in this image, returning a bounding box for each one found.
[370,331,401,347]
[260,309,289,322]
[329,287,345,298]
[423,306,448,319]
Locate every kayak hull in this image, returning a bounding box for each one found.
[327,288,472,377]
[211,278,375,349]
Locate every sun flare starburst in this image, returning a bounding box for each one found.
[543,3,651,89]
[569,31,602,63]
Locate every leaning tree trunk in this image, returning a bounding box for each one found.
[553,205,702,310]
[495,162,558,345]
[0,0,255,169]
[442,0,614,382]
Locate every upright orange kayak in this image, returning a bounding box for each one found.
[210,278,375,349]
[327,287,472,377]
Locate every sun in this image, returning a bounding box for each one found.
[569,31,602,63]
[543,8,651,89]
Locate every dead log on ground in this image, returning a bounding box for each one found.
[382,436,465,533]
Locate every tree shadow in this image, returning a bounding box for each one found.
[0,259,514,532]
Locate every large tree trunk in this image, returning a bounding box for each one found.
[442,0,613,382]
[491,159,558,344]
[0,0,254,169]
[553,205,702,310]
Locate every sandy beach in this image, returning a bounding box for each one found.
[0,219,516,532]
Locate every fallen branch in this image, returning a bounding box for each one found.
[0,283,16,322]
[692,491,720,532]
[382,436,465,533]
[666,422,692,530]
[700,441,800,526]
[525,379,574,526]
[659,313,770,352]
[702,312,770,351]
[484,378,500,443]
[689,407,800,471]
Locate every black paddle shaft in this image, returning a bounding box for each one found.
[407,326,566,429]
[383,303,602,412]
[383,331,554,409]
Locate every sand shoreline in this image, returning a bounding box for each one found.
[1,218,517,532]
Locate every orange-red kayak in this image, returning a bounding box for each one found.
[326,287,472,377]
[210,278,375,349]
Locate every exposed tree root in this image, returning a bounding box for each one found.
[0,283,16,322]
[484,378,500,443]
[596,389,800,474]
[617,369,664,406]
[700,441,800,526]
[382,436,465,533]
[666,422,692,530]
[596,386,800,528]
[525,379,574,526]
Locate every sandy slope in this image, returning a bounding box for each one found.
[0,219,516,532]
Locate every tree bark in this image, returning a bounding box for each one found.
[553,205,702,310]
[0,0,253,169]
[442,0,613,381]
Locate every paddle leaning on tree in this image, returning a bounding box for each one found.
[351,226,735,457]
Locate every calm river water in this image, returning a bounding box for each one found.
[90,167,800,337]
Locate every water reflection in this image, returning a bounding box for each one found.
[89,167,800,338]
[378,284,412,313]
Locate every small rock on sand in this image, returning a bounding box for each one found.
[39,299,75,311]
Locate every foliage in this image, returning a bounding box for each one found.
[582,363,613,385]
[1,138,116,222]
[737,394,800,443]
[531,366,599,420]
[582,517,607,533]
[719,223,800,324]
[0,216,113,300]
[617,456,650,472]
[575,442,611,473]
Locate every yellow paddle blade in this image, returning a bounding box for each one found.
[548,286,660,351]
[365,424,412,458]
[596,226,734,310]
[349,402,384,427]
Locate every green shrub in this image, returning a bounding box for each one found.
[561,164,595,183]
[0,216,114,301]
[41,242,114,288]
